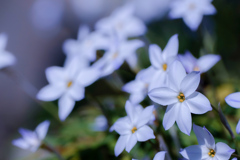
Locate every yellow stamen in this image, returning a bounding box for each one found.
[208,149,215,157]
[67,81,73,88]
[193,66,200,71]
[131,127,137,133]
[162,63,167,71]
[177,92,185,102]
[112,53,118,59]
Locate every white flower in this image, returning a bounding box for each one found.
[148,60,212,135]
[169,0,216,31]
[63,25,109,63]
[0,33,16,69]
[93,37,143,77]
[225,92,240,134]
[12,120,50,152]
[132,151,166,160]
[95,5,146,40]
[180,124,235,160]
[178,51,221,73]
[37,59,100,121]
[113,101,155,156]
[91,115,108,131]
[122,67,155,104]
[148,34,179,90]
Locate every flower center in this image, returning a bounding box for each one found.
[112,52,118,59]
[162,63,167,71]
[189,3,196,10]
[193,66,200,71]
[177,92,185,102]
[208,149,216,157]
[131,127,137,133]
[67,81,73,88]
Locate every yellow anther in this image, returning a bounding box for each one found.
[208,149,215,157]
[131,127,137,133]
[162,63,167,71]
[112,53,118,59]
[193,66,200,71]
[67,81,73,88]
[177,92,185,102]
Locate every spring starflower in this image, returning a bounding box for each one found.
[12,120,50,152]
[148,60,212,135]
[37,59,100,121]
[169,0,216,31]
[0,33,16,69]
[113,101,155,156]
[178,51,221,73]
[180,124,235,160]
[148,34,179,90]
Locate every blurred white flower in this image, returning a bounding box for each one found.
[148,34,179,90]
[63,25,109,63]
[95,5,146,40]
[148,60,212,135]
[37,59,100,121]
[0,33,16,69]
[178,51,221,73]
[12,120,50,152]
[169,0,216,31]
[180,124,235,160]
[113,101,155,156]
[122,67,155,104]
[91,115,108,131]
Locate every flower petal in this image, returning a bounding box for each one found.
[162,34,179,58]
[225,92,240,108]
[35,120,50,140]
[180,145,204,160]
[37,84,65,101]
[0,33,7,50]
[114,134,130,157]
[12,138,30,150]
[126,134,138,153]
[186,92,212,114]
[58,95,75,121]
[183,12,203,31]
[163,103,180,130]
[136,125,155,142]
[148,70,167,91]
[178,51,196,73]
[180,71,200,97]
[215,142,235,160]
[197,54,221,73]
[68,83,85,101]
[136,105,154,128]
[0,52,16,69]
[176,103,192,135]
[236,119,240,134]
[122,80,145,93]
[149,44,163,69]
[148,87,178,106]
[45,66,65,85]
[125,100,138,124]
[129,93,146,105]
[153,151,166,160]
[78,67,100,87]
[114,117,132,135]
[193,124,215,149]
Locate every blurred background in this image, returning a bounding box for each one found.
[0,0,240,159]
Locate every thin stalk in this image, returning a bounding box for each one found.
[41,143,65,160]
[231,153,240,159]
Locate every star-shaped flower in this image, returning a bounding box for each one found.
[95,5,146,40]
[0,33,16,69]
[180,124,235,160]
[12,120,50,152]
[148,60,212,135]
[113,101,155,156]
[148,34,179,90]
[37,59,100,121]
[178,51,221,73]
[63,25,109,63]
[169,0,216,31]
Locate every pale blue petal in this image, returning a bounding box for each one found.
[180,145,204,160]
[178,51,196,73]
[153,151,166,160]
[225,92,240,108]
[136,105,154,128]
[122,80,145,93]
[45,66,65,85]
[126,134,138,152]
[148,87,178,106]
[68,83,85,101]
[35,120,50,140]
[125,100,138,124]
[197,54,221,73]
[37,84,65,101]
[114,135,130,157]
[149,44,163,69]
[0,51,16,69]
[215,142,235,160]
[176,103,192,135]
[0,33,7,50]
[77,25,90,40]
[129,93,146,105]
[78,67,101,87]
[236,119,240,134]
[136,66,155,83]
[12,138,30,150]
[114,117,132,135]
[58,95,75,121]
[136,125,155,142]
[163,103,180,130]
[162,34,179,59]
[183,12,203,31]
[180,71,200,97]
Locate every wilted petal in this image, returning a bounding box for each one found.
[236,119,240,134]
[35,120,50,140]
[215,142,235,160]
[78,67,100,86]
[193,124,215,149]
[149,44,163,69]
[126,134,138,152]
[180,145,203,160]
[148,87,178,106]
[186,92,212,114]
[197,54,221,73]
[114,117,132,135]
[37,84,65,101]
[12,138,30,150]
[225,92,240,108]
[136,125,155,142]
[180,71,200,97]
[162,34,179,58]
[136,105,154,128]
[114,135,130,157]
[163,103,180,130]
[176,103,192,135]
[153,151,166,160]
[58,95,75,121]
